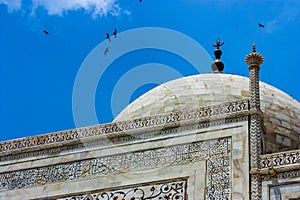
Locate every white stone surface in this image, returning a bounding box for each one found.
[0,122,250,200]
[1,73,299,199]
[114,73,300,153]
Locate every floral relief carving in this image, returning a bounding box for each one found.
[57,179,186,200]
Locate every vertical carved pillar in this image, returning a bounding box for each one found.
[245,44,264,200]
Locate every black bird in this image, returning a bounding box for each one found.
[258,23,264,28]
[113,28,117,38]
[106,33,111,41]
[104,47,109,55]
[139,0,142,2]
[42,30,49,35]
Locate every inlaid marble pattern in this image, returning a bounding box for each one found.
[206,156,231,199]
[0,137,231,198]
[56,179,187,200]
[260,151,300,168]
[262,170,300,182]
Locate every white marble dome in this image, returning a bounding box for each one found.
[114,73,300,153]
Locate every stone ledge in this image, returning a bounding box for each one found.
[0,100,249,159]
[260,149,300,168]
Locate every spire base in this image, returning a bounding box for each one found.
[211,60,224,73]
[211,38,225,73]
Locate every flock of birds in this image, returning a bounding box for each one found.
[41,0,265,56]
[42,27,117,55]
[102,0,143,55]
[41,0,144,55]
[101,0,143,55]
[104,28,117,55]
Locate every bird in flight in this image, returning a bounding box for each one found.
[139,0,142,2]
[104,47,109,55]
[258,23,264,28]
[113,28,117,38]
[42,30,49,35]
[106,33,111,41]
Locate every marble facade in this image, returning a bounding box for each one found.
[1,47,300,199]
[1,100,251,199]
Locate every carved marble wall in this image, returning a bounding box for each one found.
[0,120,250,200]
[0,101,250,200]
[55,178,187,200]
[261,150,300,200]
[0,138,231,196]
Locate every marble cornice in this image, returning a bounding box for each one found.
[248,150,300,181]
[0,99,249,160]
[260,150,300,169]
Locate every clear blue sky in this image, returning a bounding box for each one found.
[1,0,299,141]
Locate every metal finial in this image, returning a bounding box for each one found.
[212,38,224,49]
[252,43,256,52]
[211,38,224,73]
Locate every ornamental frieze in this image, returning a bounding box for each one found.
[0,100,247,155]
[262,170,300,182]
[0,137,231,194]
[260,151,300,168]
[0,116,246,162]
[259,150,300,182]
[56,179,187,200]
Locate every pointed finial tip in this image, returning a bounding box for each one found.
[212,38,224,49]
[245,43,264,65]
[252,43,256,52]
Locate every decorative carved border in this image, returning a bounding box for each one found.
[206,156,231,199]
[0,100,247,155]
[260,151,300,168]
[53,178,187,200]
[0,116,247,162]
[0,137,231,194]
[262,170,300,182]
